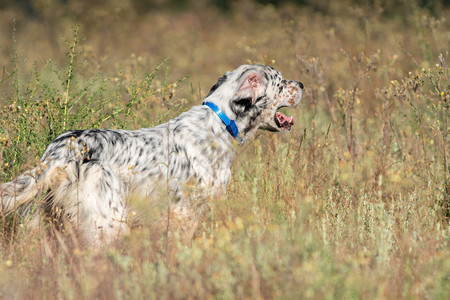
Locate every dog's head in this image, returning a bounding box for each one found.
[203,65,303,140]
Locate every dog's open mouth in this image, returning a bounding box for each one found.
[274,108,294,131]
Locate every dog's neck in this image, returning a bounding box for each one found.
[203,101,242,143]
[201,101,262,144]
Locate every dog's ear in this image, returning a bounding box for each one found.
[235,72,261,105]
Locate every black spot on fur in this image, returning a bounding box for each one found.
[52,130,85,144]
[234,97,253,112]
[206,73,228,97]
[232,94,266,118]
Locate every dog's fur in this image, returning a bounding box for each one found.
[0,65,303,244]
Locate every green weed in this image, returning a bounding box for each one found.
[0,1,449,299]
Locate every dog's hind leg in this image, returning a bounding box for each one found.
[57,163,130,245]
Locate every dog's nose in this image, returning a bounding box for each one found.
[296,81,304,89]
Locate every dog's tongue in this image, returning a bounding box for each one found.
[275,112,294,130]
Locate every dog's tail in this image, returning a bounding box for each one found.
[0,163,55,215]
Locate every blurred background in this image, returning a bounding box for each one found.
[0,0,448,97]
[0,1,449,298]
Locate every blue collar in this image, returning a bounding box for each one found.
[203,101,240,140]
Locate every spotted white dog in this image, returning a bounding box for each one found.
[0,65,303,244]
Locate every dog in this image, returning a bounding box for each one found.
[0,64,303,244]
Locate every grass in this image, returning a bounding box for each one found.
[0,0,449,298]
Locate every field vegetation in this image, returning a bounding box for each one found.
[0,0,449,298]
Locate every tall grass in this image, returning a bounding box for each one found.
[0,26,183,181]
[0,1,449,298]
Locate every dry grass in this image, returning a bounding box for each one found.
[0,0,449,299]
